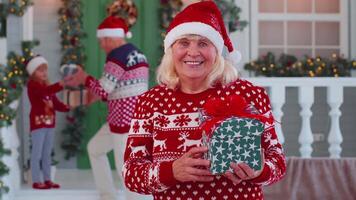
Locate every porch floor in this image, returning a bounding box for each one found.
[15,169,125,200]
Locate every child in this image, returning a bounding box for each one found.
[26,55,71,189]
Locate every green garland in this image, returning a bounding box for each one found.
[244,52,356,77]
[0,40,38,197]
[0,40,38,126]
[215,0,248,32]
[0,140,10,197]
[0,0,32,18]
[0,1,34,197]
[58,0,86,160]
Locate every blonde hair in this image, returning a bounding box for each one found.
[29,65,50,85]
[156,48,238,89]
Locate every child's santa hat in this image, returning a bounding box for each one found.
[164,1,241,64]
[97,15,132,38]
[26,55,48,76]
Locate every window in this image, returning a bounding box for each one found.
[251,0,348,59]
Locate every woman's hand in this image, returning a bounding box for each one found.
[224,150,265,184]
[172,146,214,183]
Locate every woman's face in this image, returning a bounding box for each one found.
[33,64,48,82]
[171,35,217,86]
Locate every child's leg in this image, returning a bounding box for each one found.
[41,128,54,181]
[30,128,47,183]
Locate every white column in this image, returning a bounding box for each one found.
[270,85,285,144]
[298,86,314,158]
[22,6,33,41]
[1,100,20,200]
[9,100,21,191]
[327,86,343,158]
[0,38,6,63]
[0,128,11,200]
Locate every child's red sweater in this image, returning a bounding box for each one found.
[27,79,69,132]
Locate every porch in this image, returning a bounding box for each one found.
[1,77,356,199]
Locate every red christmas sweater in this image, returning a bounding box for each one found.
[85,43,149,134]
[27,80,69,132]
[123,79,286,200]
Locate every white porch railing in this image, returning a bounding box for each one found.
[249,77,356,158]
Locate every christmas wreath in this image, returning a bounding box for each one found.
[107,0,138,28]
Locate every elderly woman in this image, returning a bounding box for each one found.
[122,1,286,200]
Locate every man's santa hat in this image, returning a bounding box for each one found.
[26,55,48,76]
[164,1,241,64]
[97,15,132,38]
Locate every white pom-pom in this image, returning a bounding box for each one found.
[60,64,68,74]
[126,31,132,38]
[60,63,78,76]
[227,50,242,65]
[68,64,77,70]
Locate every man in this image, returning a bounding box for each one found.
[73,15,151,200]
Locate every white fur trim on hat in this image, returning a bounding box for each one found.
[26,56,48,75]
[97,28,125,38]
[164,22,224,55]
[227,49,242,65]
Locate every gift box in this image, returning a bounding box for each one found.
[201,95,272,175]
[63,88,88,107]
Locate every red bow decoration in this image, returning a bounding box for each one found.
[201,95,274,137]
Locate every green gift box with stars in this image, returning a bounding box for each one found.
[202,116,264,174]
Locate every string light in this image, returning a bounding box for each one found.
[244,52,356,77]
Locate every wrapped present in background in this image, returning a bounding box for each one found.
[201,95,272,175]
[63,88,88,107]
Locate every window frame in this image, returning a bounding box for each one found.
[250,0,349,59]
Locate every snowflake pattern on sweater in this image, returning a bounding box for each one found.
[85,43,149,134]
[123,79,286,200]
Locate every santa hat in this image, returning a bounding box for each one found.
[164,1,241,64]
[26,55,48,76]
[97,15,132,38]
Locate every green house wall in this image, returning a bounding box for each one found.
[79,0,161,168]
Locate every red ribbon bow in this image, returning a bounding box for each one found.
[201,95,274,137]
